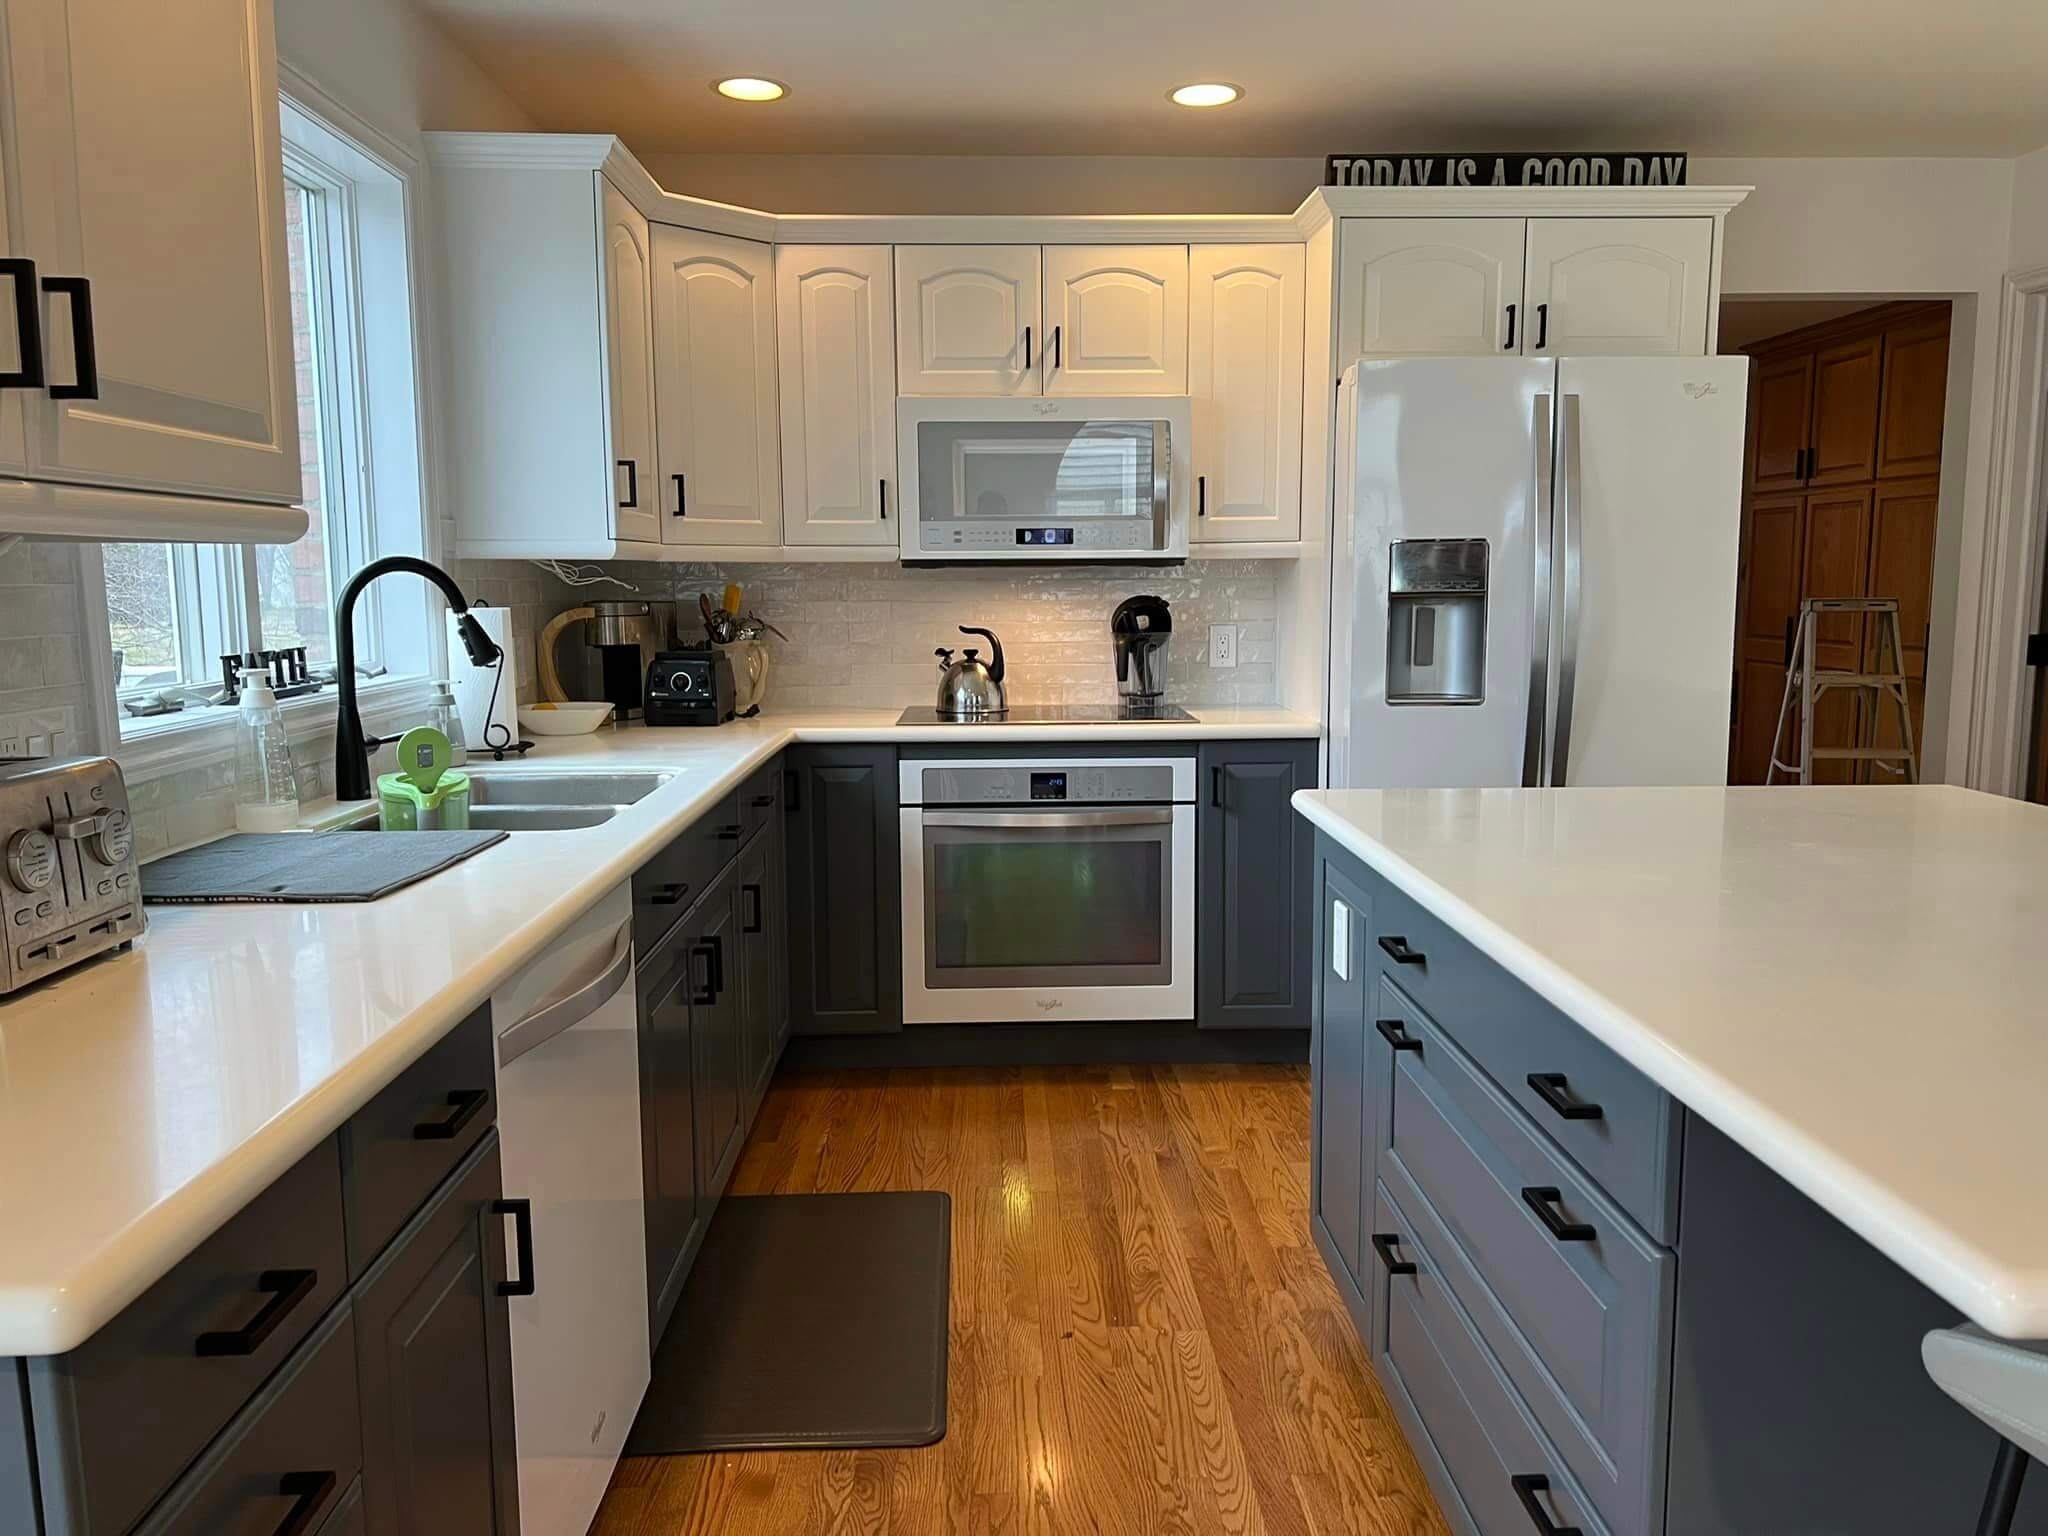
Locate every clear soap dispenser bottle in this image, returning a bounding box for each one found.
[233,665,301,833]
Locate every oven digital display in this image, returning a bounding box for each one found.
[1029,772,1068,800]
[1016,528,1075,546]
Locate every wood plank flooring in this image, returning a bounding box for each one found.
[591,1064,1450,1536]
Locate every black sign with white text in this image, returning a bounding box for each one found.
[1325,153,1688,188]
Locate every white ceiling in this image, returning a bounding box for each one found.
[415,0,2048,159]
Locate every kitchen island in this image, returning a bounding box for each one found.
[1293,783,2048,1535]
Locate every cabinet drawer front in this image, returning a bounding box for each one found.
[1374,1180,1612,1536]
[1381,983,1672,1533]
[738,758,783,841]
[133,1305,361,1536]
[30,1139,347,1536]
[340,1006,496,1277]
[632,793,742,953]
[1371,876,1679,1241]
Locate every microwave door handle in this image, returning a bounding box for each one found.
[1153,419,1172,544]
[1525,393,1554,788]
[1550,392,1583,788]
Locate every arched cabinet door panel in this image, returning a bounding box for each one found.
[777,245,897,546]
[601,181,660,546]
[893,245,1040,396]
[1523,217,1713,356]
[1042,245,1188,395]
[1340,218,1525,361]
[1189,244,1304,543]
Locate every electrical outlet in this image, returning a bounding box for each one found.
[1208,624,1237,669]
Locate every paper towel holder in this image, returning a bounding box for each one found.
[445,606,534,762]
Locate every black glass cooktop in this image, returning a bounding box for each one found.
[895,704,1197,726]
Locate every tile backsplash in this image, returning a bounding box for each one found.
[0,541,89,758]
[552,560,1282,711]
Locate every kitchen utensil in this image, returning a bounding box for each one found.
[722,582,743,617]
[1111,595,1174,711]
[518,701,617,737]
[933,626,1007,718]
[377,726,472,830]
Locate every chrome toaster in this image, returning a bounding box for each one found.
[1,756,145,995]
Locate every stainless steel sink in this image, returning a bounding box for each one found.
[334,767,673,833]
[465,804,620,830]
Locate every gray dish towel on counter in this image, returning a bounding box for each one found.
[141,831,508,904]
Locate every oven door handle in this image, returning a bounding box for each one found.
[918,808,1175,830]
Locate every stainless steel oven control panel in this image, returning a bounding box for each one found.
[906,761,1189,806]
[0,756,146,995]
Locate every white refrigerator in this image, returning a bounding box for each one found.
[1328,355,1750,790]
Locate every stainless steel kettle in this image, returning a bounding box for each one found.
[933,626,1007,718]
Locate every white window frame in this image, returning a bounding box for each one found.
[87,74,444,781]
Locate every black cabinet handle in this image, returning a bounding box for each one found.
[1370,1232,1416,1276]
[0,259,45,389]
[1375,1018,1421,1053]
[1197,474,1207,517]
[751,793,776,808]
[1511,1474,1582,1535]
[1211,766,1224,808]
[706,933,725,996]
[785,768,800,812]
[412,1088,489,1141]
[1534,302,1549,351]
[493,1197,536,1297]
[616,458,638,509]
[879,477,888,520]
[1377,935,1425,966]
[1052,323,1062,368]
[1526,1072,1603,1121]
[1023,325,1032,370]
[271,1471,338,1536]
[743,882,763,933]
[689,939,717,1005]
[195,1268,318,1357]
[1503,302,1517,350]
[651,880,689,907]
[41,276,97,400]
[1521,1186,1596,1243]
[716,823,742,840]
[672,472,686,517]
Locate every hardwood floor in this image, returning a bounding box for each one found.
[592,1064,1450,1536]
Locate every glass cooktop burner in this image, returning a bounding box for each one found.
[895,704,1198,726]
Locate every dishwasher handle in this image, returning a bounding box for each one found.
[497,918,633,1068]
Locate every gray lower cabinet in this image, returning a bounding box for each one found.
[1310,857,1373,1310]
[639,915,704,1347]
[1196,740,1318,1029]
[352,1133,520,1536]
[688,863,747,1213]
[317,1479,368,1536]
[785,745,901,1035]
[737,823,786,1114]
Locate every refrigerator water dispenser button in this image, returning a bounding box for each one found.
[1388,540,1487,704]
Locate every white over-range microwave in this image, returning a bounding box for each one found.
[895,396,1192,565]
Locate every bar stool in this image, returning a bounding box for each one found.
[1924,1326,2048,1535]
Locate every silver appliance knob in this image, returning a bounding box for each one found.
[86,809,133,867]
[6,829,57,893]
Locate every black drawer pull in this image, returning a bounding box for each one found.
[785,768,800,812]
[494,1197,536,1297]
[1370,1232,1416,1276]
[1526,1072,1603,1121]
[41,275,98,400]
[1533,302,1549,351]
[1375,1018,1421,1053]
[690,940,717,1005]
[1503,301,1517,350]
[672,472,686,516]
[751,793,776,808]
[412,1088,489,1141]
[742,882,764,934]
[1511,1473,1582,1535]
[0,258,45,389]
[616,458,638,509]
[272,1471,338,1536]
[716,823,742,840]
[1211,766,1224,808]
[651,880,690,906]
[195,1268,318,1357]
[1521,1186,1596,1243]
[1377,935,1425,966]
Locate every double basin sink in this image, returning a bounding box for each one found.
[340,769,673,833]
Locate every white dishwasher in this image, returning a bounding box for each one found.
[492,883,649,1536]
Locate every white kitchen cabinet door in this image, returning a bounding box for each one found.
[894,244,1041,396]
[0,147,28,477]
[1042,245,1188,396]
[600,180,660,547]
[777,246,897,546]
[651,224,781,546]
[1188,244,1304,543]
[1338,218,1525,361]
[1522,217,1713,356]
[3,0,300,504]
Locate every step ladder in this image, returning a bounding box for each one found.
[1766,598,1919,785]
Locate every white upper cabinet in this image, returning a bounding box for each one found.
[1042,245,1188,396]
[0,151,26,477]
[601,181,660,547]
[1188,244,1303,544]
[1340,218,1525,361]
[650,225,780,546]
[3,0,300,508]
[894,245,1041,396]
[1522,217,1713,356]
[776,245,897,547]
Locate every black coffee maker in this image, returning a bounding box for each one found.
[1111,595,1173,713]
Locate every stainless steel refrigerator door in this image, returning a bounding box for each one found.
[1547,356,1750,786]
[1330,358,1554,789]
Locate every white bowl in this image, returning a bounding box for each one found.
[518,701,615,736]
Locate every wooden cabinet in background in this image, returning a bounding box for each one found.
[1746,352,1814,491]
[1806,335,1882,487]
[1877,318,1950,479]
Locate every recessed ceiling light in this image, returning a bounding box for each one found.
[714,77,787,102]
[1169,82,1241,108]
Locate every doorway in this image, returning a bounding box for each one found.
[1723,301,1953,784]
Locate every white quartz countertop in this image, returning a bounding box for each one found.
[0,705,1315,1356]
[1291,784,2048,1338]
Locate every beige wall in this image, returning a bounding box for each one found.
[2013,144,2048,270]
[274,0,533,139]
